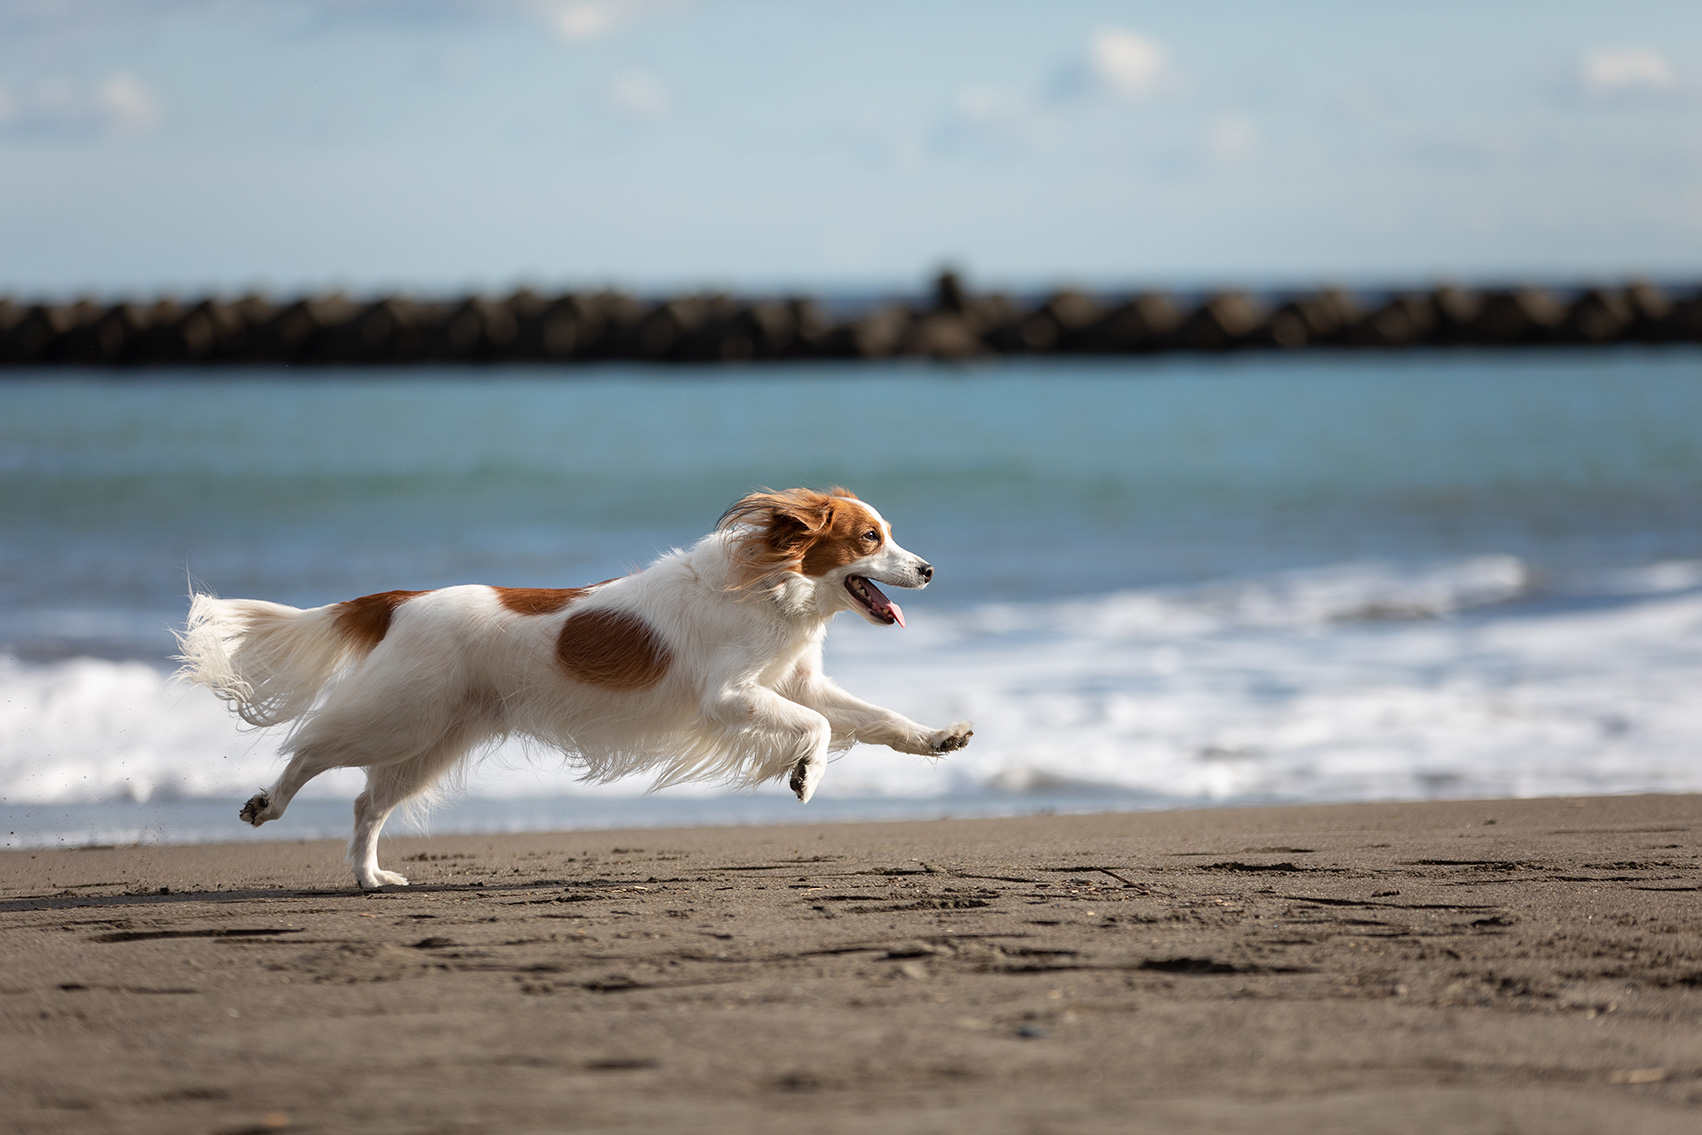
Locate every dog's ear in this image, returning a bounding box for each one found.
[760,507,815,556]
[718,488,846,587]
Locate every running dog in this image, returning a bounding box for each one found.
[176,487,972,888]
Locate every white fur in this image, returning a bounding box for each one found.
[175,505,973,889]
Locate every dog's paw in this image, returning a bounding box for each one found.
[239,790,274,827]
[790,757,824,804]
[358,870,409,890]
[926,723,974,755]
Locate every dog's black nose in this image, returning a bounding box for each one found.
[917,562,933,582]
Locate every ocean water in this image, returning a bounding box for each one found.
[3,352,1701,848]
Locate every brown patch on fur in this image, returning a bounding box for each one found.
[335,590,427,653]
[493,585,594,616]
[800,498,882,577]
[556,609,672,690]
[717,486,878,586]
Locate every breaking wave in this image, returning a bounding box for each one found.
[4,556,1700,843]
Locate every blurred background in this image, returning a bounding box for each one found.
[3,1,1700,846]
[4,0,1702,292]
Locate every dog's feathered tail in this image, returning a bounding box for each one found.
[174,594,357,728]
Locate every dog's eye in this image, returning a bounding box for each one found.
[862,529,880,542]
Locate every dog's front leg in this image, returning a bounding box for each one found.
[704,684,835,803]
[791,674,973,757]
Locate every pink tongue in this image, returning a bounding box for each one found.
[863,579,905,628]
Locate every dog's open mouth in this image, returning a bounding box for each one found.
[846,575,905,627]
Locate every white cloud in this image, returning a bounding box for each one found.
[0,72,163,140]
[1580,47,1675,97]
[532,0,663,42]
[95,73,163,132]
[931,27,1173,160]
[607,69,668,118]
[1089,28,1167,98]
[1048,27,1172,104]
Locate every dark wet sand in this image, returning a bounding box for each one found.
[4,794,1701,1134]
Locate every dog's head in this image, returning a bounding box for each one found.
[717,487,933,626]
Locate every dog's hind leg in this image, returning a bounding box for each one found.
[239,703,437,828]
[348,736,477,890]
[240,742,346,827]
[242,649,466,831]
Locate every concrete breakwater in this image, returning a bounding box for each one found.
[1,274,1697,367]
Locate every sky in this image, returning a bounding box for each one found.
[1,0,1700,296]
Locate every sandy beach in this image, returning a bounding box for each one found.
[4,794,1701,1134]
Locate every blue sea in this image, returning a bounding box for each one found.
[4,351,1702,847]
